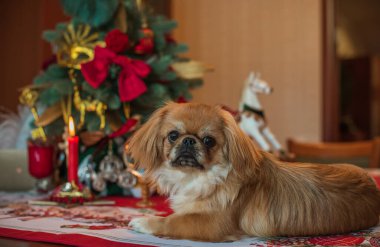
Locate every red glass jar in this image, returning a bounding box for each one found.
[27,141,54,179]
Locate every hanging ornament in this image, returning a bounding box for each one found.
[84,139,139,193]
[98,141,124,183]
[99,157,122,182]
[117,170,137,189]
[134,0,154,55]
[176,96,188,103]
[78,155,96,188]
[134,28,154,54]
[92,172,106,192]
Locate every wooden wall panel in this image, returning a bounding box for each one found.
[172,0,323,145]
[0,1,43,112]
[0,0,67,112]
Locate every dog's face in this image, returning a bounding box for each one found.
[161,104,226,171]
[127,103,260,182]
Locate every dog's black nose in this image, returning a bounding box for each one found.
[182,137,196,147]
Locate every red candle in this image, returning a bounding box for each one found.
[67,116,79,184]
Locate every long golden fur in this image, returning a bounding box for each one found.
[127,102,380,242]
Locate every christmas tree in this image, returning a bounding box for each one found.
[21,0,204,195]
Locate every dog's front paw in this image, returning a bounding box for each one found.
[129,216,165,235]
[129,217,154,234]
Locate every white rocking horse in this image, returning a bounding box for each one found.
[238,72,284,154]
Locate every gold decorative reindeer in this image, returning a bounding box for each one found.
[69,69,107,130]
[73,85,107,130]
[56,24,107,130]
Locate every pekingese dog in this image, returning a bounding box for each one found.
[127,102,380,242]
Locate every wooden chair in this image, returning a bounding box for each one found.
[287,138,380,168]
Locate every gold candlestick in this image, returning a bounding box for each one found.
[136,180,153,208]
[124,145,153,208]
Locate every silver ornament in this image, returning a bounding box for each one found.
[92,174,106,192]
[117,170,137,188]
[78,155,95,188]
[99,153,124,183]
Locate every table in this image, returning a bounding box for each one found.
[1,170,380,247]
[0,237,64,247]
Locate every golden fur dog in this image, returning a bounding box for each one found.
[127,102,380,242]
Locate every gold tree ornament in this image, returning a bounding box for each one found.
[19,88,47,141]
[73,84,107,130]
[115,0,128,33]
[171,60,213,80]
[35,102,63,127]
[56,24,105,69]
[19,88,39,109]
[136,0,148,28]
[123,103,131,119]
[56,25,108,131]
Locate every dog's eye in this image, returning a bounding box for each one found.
[168,131,180,142]
[202,136,216,148]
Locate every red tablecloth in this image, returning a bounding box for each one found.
[0,196,170,247]
[1,171,380,247]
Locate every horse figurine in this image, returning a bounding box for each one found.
[238,72,284,155]
[68,69,107,130]
[73,84,107,130]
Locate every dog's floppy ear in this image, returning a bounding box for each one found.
[221,109,262,178]
[127,103,175,172]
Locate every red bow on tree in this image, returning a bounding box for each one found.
[81,30,151,102]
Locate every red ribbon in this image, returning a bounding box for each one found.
[81,46,150,102]
[108,118,138,139]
